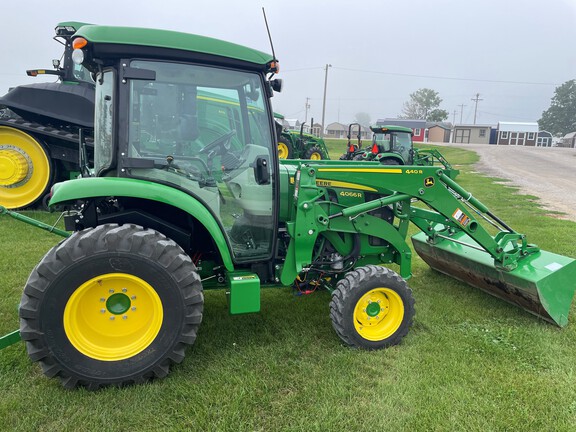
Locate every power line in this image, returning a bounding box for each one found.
[309,65,560,86]
[478,110,537,122]
[282,66,324,73]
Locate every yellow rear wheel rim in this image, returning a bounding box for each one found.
[0,126,51,208]
[353,288,404,341]
[64,273,163,361]
[278,142,290,159]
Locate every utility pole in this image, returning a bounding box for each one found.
[321,64,332,138]
[458,104,466,124]
[452,109,458,125]
[471,93,483,125]
[304,97,310,123]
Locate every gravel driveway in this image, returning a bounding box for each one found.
[444,144,576,221]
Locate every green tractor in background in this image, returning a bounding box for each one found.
[341,124,414,164]
[341,123,457,177]
[275,114,329,160]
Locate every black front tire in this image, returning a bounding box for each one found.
[304,145,325,160]
[379,158,401,165]
[329,265,414,350]
[19,224,203,389]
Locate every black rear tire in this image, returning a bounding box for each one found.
[19,224,203,389]
[278,137,293,159]
[329,265,414,350]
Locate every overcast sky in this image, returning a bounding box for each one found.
[2,0,575,127]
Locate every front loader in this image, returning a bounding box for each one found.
[1,24,575,390]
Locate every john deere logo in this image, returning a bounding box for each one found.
[424,177,435,187]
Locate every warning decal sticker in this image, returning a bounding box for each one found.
[452,208,471,227]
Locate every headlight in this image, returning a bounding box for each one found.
[72,49,85,65]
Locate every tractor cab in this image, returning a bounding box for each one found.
[368,125,414,165]
[58,25,282,265]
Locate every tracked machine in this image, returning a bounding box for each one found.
[0,22,94,209]
[1,24,575,389]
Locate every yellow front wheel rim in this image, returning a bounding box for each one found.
[278,142,290,159]
[64,273,163,361]
[0,126,51,208]
[309,152,322,160]
[353,288,404,341]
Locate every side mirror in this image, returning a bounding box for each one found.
[270,79,283,93]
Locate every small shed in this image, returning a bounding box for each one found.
[536,131,553,147]
[452,124,492,144]
[426,122,452,143]
[496,122,538,146]
[308,122,323,137]
[561,132,576,148]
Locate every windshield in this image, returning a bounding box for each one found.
[373,131,413,163]
[126,60,276,261]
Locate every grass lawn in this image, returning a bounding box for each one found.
[1,145,576,431]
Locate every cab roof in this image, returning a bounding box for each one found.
[370,125,414,134]
[74,25,274,67]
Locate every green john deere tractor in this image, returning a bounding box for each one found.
[341,124,413,163]
[341,123,458,177]
[1,24,576,390]
[276,115,329,160]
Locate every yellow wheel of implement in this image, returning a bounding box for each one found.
[330,265,415,349]
[0,126,52,209]
[353,288,404,341]
[19,224,204,389]
[64,273,164,361]
[277,137,293,159]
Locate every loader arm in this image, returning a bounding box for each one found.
[280,162,576,326]
[295,163,528,266]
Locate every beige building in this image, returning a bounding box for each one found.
[452,124,492,144]
[426,123,452,143]
[325,122,371,139]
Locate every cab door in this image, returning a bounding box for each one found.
[123,60,277,263]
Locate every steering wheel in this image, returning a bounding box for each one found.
[199,130,236,155]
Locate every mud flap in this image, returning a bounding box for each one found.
[412,231,576,326]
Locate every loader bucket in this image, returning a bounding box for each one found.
[411,231,576,326]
